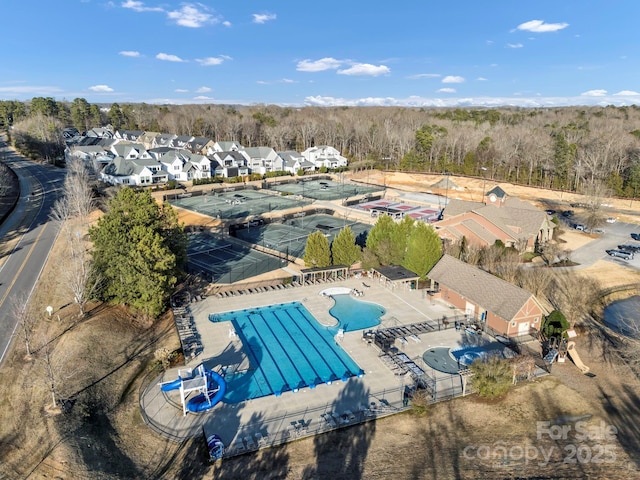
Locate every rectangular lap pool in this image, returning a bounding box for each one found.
[209,302,363,403]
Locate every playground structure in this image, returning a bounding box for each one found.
[160,365,227,416]
[566,340,590,374]
[542,327,590,375]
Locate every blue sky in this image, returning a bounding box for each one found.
[1,1,639,107]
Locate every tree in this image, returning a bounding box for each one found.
[303,231,331,268]
[470,357,512,398]
[331,226,361,268]
[70,98,91,131]
[64,231,101,318]
[11,294,34,357]
[89,189,187,318]
[365,214,396,265]
[109,103,125,130]
[402,221,442,279]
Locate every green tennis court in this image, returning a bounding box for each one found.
[234,214,371,258]
[187,233,286,284]
[169,188,311,219]
[266,179,381,201]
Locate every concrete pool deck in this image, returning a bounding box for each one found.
[140,277,484,451]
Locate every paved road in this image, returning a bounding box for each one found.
[0,140,65,364]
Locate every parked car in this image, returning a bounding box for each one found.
[562,210,575,217]
[618,244,640,253]
[574,223,586,231]
[631,233,640,241]
[545,209,556,215]
[606,217,617,223]
[606,249,634,260]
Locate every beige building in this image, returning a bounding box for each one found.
[437,186,555,252]
[428,254,547,337]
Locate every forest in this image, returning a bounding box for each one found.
[2,97,640,199]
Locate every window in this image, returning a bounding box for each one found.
[533,317,539,323]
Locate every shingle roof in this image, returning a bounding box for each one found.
[428,254,540,321]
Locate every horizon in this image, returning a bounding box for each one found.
[2,1,639,108]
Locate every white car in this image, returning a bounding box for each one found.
[606,217,617,224]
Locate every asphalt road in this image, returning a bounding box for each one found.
[0,141,65,364]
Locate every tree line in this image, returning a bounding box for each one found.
[3,98,640,198]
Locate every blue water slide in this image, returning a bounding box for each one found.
[187,370,227,413]
[160,376,183,392]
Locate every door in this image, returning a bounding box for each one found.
[518,321,530,335]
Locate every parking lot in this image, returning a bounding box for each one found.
[563,217,640,270]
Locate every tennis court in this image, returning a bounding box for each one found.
[187,232,286,284]
[233,213,371,258]
[169,188,311,219]
[266,178,381,201]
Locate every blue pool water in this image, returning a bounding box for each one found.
[423,342,506,374]
[328,294,385,332]
[209,301,363,403]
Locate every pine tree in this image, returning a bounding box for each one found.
[331,226,361,267]
[89,189,187,318]
[303,231,331,268]
[402,221,442,279]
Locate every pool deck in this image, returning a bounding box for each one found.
[140,277,479,452]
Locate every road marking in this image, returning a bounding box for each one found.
[0,223,48,363]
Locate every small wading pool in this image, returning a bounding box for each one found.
[422,342,507,374]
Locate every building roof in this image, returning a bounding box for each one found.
[486,185,507,199]
[374,265,420,282]
[428,254,543,321]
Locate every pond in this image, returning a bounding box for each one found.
[603,295,640,338]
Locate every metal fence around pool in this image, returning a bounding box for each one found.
[187,232,286,284]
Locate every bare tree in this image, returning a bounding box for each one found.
[38,332,80,410]
[11,293,34,356]
[64,156,95,221]
[547,271,601,327]
[64,232,101,318]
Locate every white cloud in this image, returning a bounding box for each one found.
[119,50,141,57]
[337,63,390,76]
[282,78,295,83]
[486,40,494,45]
[296,57,343,72]
[193,95,214,101]
[581,89,607,97]
[614,90,640,96]
[121,1,163,13]
[507,43,523,49]
[516,20,569,33]
[437,88,456,93]
[303,94,638,108]
[196,86,212,93]
[476,77,488,81]
[222,20,231,27]
[252,13,276,24]
[407,73,441,79]
[88,85,114,92]
[0,85,63,96]
[196,56,229,66]
[442,75,465,84]
[156,53,185,62]
[174,88,189,93]
[167,4,218,28]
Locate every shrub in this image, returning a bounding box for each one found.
[470,356,512,398]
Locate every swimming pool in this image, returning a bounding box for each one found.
[328,294,385,333]
[209,301,363,403]
[422,342,506,374]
